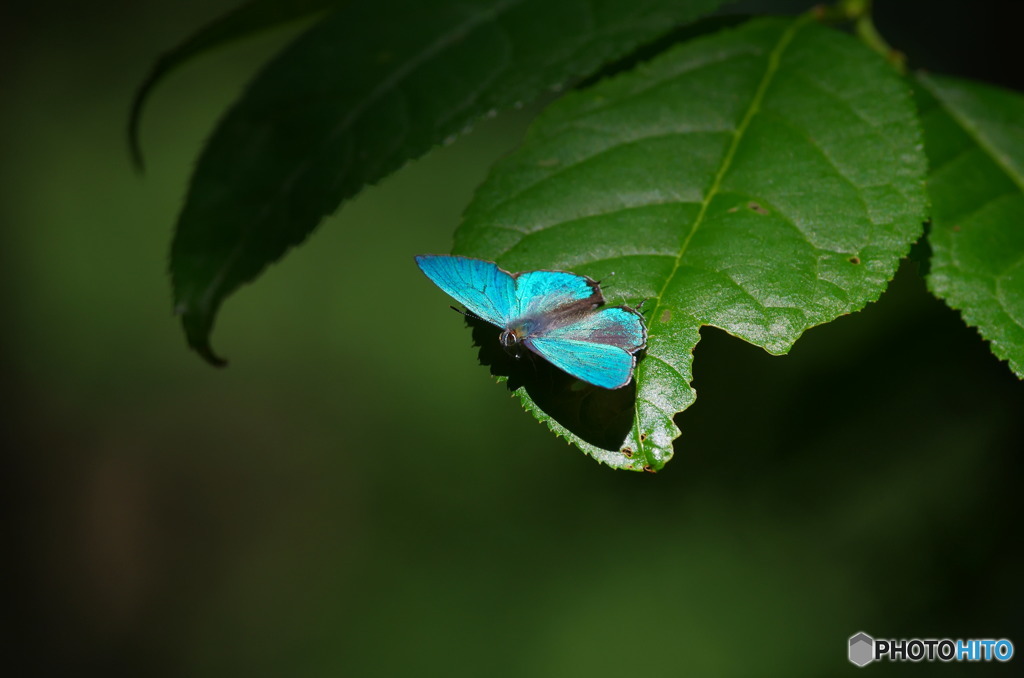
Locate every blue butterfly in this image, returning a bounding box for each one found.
[415,255,646,389]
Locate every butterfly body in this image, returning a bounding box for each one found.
[416,255,646,389]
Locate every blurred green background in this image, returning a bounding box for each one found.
[3,1,1022,676]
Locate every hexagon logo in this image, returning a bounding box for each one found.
[849,632,875,667]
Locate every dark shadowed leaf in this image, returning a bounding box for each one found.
[129,0,341,170]
[168,0,724,364]
[452,17,928,470]
[919,74,1024,379]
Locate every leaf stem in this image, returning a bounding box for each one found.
[814,0,905,73]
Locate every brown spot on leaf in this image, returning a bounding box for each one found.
[953,225,961,232]
[537,158,560,167]
[643,465,656,473]
[849,256,861,265]
[659,308,671,324]
[748,201,769,215]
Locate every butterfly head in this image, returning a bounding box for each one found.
[499,325,528,359]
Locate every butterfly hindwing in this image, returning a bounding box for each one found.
[524,306,646,389]
[539,306,647,352]
[415,255,515,327]
[524,336,637,389]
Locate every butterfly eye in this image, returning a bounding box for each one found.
[499,328,527,360]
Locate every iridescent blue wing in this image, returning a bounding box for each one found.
[513,270,600,320]
[525,338,636,389]
[524,307,646,389]
[415,255,515,327]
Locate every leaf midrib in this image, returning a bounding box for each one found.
[646,18,804,325]
[634,16,806,467]
[922,76,1024,197]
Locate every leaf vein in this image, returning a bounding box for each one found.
[945,189,1018,232]
[486,130,729,219]
[645,353,689,383]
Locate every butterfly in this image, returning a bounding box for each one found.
[415,255,647,389]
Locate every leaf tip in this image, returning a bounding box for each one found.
[194,341,229,368]
[127,75,155,173]
[176,303,228,368]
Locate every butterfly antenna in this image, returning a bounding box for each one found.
[597,269,617,285]
[449,305,481,320]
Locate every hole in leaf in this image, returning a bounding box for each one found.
[622,448,633,458]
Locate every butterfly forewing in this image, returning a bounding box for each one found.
[415,255,515,327]
[513,270,600,321]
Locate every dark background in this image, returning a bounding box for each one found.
[2,1,1022,675]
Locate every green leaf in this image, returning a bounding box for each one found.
[168,0,725,365]
[129,0,341,170]
[919,74,1024,379]
[454,17,928,470]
